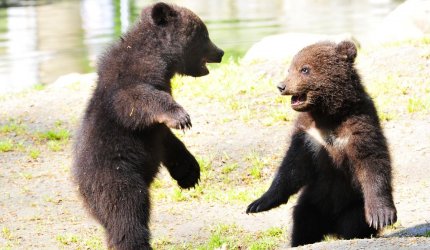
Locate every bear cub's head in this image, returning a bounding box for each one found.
[147,2,224,77]
[277,40,360,114]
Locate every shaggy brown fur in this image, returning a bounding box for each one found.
[246,41,396,247]
[72,3,223,249]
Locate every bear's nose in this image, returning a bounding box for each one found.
[215,49,224,62]
[218,49,224,58]
[277,82,286,92]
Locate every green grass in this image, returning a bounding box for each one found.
[1,227,13,240]
[172,59,290,126]
[33,126,70,152]
[33,83,46,91]
[0,139,14,152]
[407,97,430,113]
[171,187,187,202]
[56,233,79,245]
[0,120,26,135]
[0,120,72,154]
[82,235,104,250]
[323,235,338,242]
[379,35,430,48]
[377,111,396,122]
[384,221,401,231]
[29,148,41,160]
[152,152,272,204]
[55,233,104,249]
[245,152,270,181]
[19,172,33,180]
[47,140,66,152]
[366,73,430,119]
[21,186,32,195]
[191,224,285,250]
[221,163,238,174]
[37,128,70,141]
[1,226,19,248]
[425,230,430,237]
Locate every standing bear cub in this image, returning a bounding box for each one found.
[72,2,223,249]
[247,41,396,246]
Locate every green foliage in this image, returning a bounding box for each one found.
[421,36,430,45]
[29,149,41,160]
[407,97,430,113]
[47,140,66,152]
[33,84,46,91]
[83,235,104,249]
[37,128,70,141]
[19,172,33,180]
[34,126,70,152]
[0,120,26,135]
[171,187,187,202]
[323,235,338,242]
[378,111,396,122]
[55,232,104,249]
[1,227,13,240]
[1,226,18,248]
[221,163,238,174]
[194,224,285,250]
[172,59,290,126]
[0,139,14,152]
[56,233,79,245]
[246,153,268,180]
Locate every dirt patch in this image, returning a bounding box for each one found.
[0,41,429,249]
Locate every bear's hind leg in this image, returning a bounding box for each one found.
[90,170,153,250]
[291,201,327,247]
[334,205,378,240]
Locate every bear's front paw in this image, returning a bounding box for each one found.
[176,157,200,189]
[365,201,397,230]
[161,106,192,130]
[246,194,281,214]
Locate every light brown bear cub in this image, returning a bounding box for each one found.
[247,41,396,247]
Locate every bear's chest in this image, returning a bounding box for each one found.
[304,127,350,166]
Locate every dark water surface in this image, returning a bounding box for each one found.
[0,0,403,92]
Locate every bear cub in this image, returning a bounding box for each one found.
[72,3,223,249]
[247,41,396,247]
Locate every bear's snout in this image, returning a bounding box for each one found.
[277,82,287,94]
[207,43,224,63]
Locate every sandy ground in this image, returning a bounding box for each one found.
[1,42,430,249]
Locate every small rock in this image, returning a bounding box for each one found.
[365,0,430,45]
[242,32,358,64]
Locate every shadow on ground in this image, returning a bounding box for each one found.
[388,223,430,237]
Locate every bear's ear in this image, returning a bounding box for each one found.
[336,40,357,63]
[151,2,177,26]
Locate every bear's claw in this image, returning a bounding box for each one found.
[162,106,192,130]
[246,195,276,214]
[365,202,397,230]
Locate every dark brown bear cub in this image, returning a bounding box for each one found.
[247,41,396,247]
[72,3,223,249]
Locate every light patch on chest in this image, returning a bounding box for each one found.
[305,127,350,151]
[304,128,325,158]
[332,135,350,150]
[306,127,326,146]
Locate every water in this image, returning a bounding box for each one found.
[0,0,403,92]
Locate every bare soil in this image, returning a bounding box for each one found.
[1,42,429,249]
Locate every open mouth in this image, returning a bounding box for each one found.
[196,51,223,76]
[291,93,307,107]
[201,56,218,69]
[199,58,209,74]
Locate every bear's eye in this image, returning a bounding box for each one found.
[300,67,310,75]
